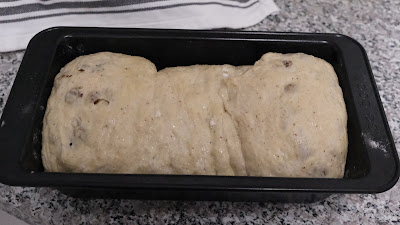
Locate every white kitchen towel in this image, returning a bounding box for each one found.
[0,0,279,52]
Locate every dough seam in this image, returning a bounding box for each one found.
[221,101,248,176]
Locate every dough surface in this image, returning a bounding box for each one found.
[42,52,347,178]
[221,53,348,177]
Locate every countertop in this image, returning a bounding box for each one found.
[1,0,400,224]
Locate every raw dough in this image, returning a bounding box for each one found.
[222,53,348,178]
[42,52,347,178]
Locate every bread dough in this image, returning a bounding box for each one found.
[42,53,248,175]
[42,52,347,178]
[42,52,158,173]
[222,53,347,178]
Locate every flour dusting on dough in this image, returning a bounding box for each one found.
[209,119,216,127]
[155,111,161,118]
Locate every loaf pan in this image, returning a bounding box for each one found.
[0,27,398,202]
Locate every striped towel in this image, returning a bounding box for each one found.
[0,0,279,52]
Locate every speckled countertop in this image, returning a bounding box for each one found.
[1,0,400,224]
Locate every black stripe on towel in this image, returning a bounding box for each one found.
[0,1,259,23]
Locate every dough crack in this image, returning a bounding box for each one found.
[221,100,248,176]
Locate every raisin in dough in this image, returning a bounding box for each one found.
[222,53,347,178]
[42,52,347,178]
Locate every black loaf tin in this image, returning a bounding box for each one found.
[0,27,398,202]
